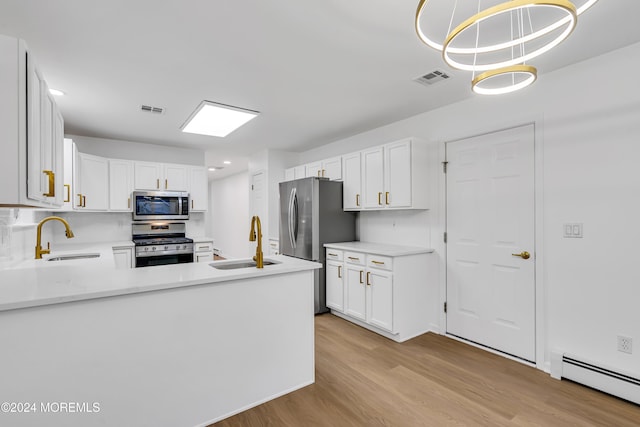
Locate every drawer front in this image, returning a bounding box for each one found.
[194,242,213,252]
[366,254,393,271]
[345,251,365,265]
[325,249,343,261]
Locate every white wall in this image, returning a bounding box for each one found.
[0,209,52,265]
[298,41,640,377]
[68,134,204,165]
[209,172,252,259]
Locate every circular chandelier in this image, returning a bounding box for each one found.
[415,0,600,94]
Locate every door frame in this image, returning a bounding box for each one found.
[436,119,547,372]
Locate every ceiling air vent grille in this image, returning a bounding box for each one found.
[414,70,452,87]
[140,104,165,114]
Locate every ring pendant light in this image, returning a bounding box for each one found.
[471,64,538,95]
[442,0,577,72]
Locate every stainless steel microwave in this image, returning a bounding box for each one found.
[132,191,190,221]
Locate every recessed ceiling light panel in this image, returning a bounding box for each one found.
[49,88,65,96]
[181,101,259,138]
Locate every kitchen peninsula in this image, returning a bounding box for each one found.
[0,249,320,427]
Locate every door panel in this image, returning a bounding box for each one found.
[446,124,535,362]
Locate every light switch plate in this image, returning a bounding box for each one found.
[563,223,583,238]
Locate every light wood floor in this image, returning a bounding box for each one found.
[214,314,640,426]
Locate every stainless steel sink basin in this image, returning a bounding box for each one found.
[46,253,101,261]
[211,259,281,270]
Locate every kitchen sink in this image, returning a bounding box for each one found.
[210,259,281,270]
[46,253,101,261]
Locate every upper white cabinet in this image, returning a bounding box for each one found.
[0,35,64,208]
[74,151,109,211]
[342,152,362,210]
[188,166,208,212]
[134,162,188,191]
[305,156,342,180]
[284,165,306,182]
[109,159,134,211]
[346,138,428,211]
[61,138,75,210]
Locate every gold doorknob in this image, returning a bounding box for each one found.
[512,251,531,260]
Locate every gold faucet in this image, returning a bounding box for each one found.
[35,216,75,259]
[249,215,264,268]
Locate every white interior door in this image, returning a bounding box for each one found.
[250,171,266,232]
[446,124,535,362]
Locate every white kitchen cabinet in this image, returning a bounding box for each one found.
[325,242,433,342]
[268,238,279,256]
[283,165,307,182]
[61,138,75,210]
[342,152,361,210]
[75,151,109,211]
[194,240,213,263]
[305,156,342,180]
[109,159,134,211]
[112,246,134,269]
[0,35,64,208]
[326,257,344,312]
[362,147,385,208]
[188,166,208,212]
[284,168,295,181]
[134,162,188,191]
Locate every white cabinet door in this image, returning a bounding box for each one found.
[345,264,366,321]
[109,159,134,211]
[293,165,306,179]
[305,161,322,178]
[195,252,213,263]
[342,152,361,210]
[76,153,109,210]
[366,269,394,332]
[189,167,208,211]
[322,156,342,180]
[326,260,344,312]
[62,139,74,210]
[362,147,384,209]
[164,164,188,191]
[134,161,162,190]
[384,140,412,208]
[113,248,133,269]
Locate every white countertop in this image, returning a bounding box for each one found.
[0,242,320,312]
[324,241,434,256]
[191,236,214,243]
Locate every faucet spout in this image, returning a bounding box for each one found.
[35,216,75,259]
[249,216,264,268]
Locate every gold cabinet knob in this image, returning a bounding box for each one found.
[512,251,531,260]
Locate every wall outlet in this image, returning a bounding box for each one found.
[563,223,583,238]
[617,335,633,354]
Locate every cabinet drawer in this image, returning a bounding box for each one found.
[366,254,393,271]
[194,242,213,252]
[345,251,365,265]
[325,249,343,261]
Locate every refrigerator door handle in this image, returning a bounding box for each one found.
[288,187,297,249]
[293,190,299,245]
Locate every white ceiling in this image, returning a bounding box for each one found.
[2,1,640,179]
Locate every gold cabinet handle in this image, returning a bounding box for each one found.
[328,252,338,257]
[64,184,70,203]
[378,192,382,205]
[82,195,86,208]
[366,271,371,286]
[356,194,360,207]
[156,178,159,189]
[317,170,321,177]
[322,169,326,177]
[359,270,364,284]
[165,179,168,189]
[128,197,131,209]
[371,260,385,266]
[385,192,390,205]
[77,193,83,208]
[191,200,194,209]
[42,170,55,197]
[348,256,360,261]
[338,265,342,278]
[512,251,531,260]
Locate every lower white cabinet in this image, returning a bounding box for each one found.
[194,240,214,263]
[324,243,432,342]
[268,238,279,256]
[112,246,134,269]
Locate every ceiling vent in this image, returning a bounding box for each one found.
[140,104,165,114]
[414,70,452,87]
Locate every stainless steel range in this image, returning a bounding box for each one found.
[132,222,194,267]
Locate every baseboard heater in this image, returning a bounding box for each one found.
[551,353,640,404]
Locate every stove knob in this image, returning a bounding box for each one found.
[183,245,187,250]
[144,247,149,252]
[164,245,168,250]
[152,247,156,251]
[176,245,180,250]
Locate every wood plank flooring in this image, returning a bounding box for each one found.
[213,314,640,426]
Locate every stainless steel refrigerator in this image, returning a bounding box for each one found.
[279,177,356,314]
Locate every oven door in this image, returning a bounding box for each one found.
[132,191,189,221]
[135,252,194,268]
